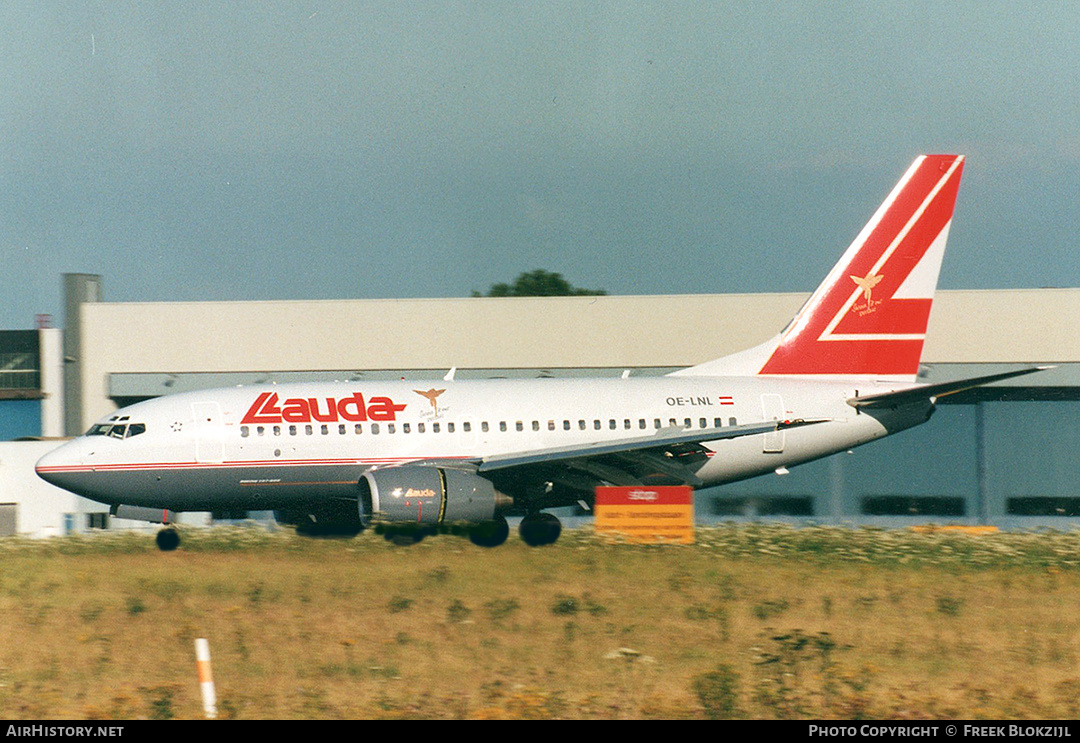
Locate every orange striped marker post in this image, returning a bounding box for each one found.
[195,638,218,719]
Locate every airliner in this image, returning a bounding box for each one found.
[36,154,1040,550]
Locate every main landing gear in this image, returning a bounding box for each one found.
[518,512,562,547]
[468,515,510,548]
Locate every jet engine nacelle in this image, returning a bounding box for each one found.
[358,465,507,526]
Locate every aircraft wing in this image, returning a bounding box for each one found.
[477,418,825,489]
[847,367,1051,409]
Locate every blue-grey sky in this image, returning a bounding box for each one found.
[4,1,1079,329]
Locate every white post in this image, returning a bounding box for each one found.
[195,638,218,719]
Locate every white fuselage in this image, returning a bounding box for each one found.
[35,376,929,513]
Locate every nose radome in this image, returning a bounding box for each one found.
[35,442,81,489]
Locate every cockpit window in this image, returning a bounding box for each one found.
[86,422,147,439]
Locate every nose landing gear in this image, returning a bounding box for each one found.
[156,526,180,551]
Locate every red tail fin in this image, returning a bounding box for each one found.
[676,155,965,380]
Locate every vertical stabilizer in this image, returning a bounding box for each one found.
[674,155,965,380]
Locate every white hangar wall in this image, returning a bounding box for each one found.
[71,288,1080,431]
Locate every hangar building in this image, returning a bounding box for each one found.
[4,273,1080,536]
[53,274,1080,530]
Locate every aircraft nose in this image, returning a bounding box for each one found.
[35,442,84,491]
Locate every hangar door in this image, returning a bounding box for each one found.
[0,503,15,537]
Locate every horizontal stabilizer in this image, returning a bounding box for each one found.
[847,367,1052,409]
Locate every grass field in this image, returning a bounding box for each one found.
[3,523,1080,719]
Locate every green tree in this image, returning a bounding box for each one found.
[474,269,607,297]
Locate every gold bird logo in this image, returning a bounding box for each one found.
[414,388,446,415]
[849,271,884,303]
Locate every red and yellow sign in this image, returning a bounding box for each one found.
[594,486,694,544]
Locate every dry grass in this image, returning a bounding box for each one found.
[2,523,1080,719]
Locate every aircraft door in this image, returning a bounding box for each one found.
[760,394,785,453]
[192,402,225,463]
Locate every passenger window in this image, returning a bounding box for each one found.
[433,422,440,433]
[500,422,507,432]
[257,426,265,437]
[463,422,471,432]
[448,422,455,433]
[563,420,570,431]
[371,423,380,434]
[516,421,523,432]
[548,420,555,431]
[481,422,489,432]
[387,424,395,434]
[403,423,411,434]
[290,425,298,436]
[274,425,282,436]
[353,424,362,434]
[305,425,313,435]
[418,422,425,433]
[321,424,329,435]
[241,426,250,438]
[729,417,737,426]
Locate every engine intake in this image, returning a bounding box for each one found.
[359,465,509,526]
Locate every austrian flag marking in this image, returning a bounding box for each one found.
[241,392,406,425]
